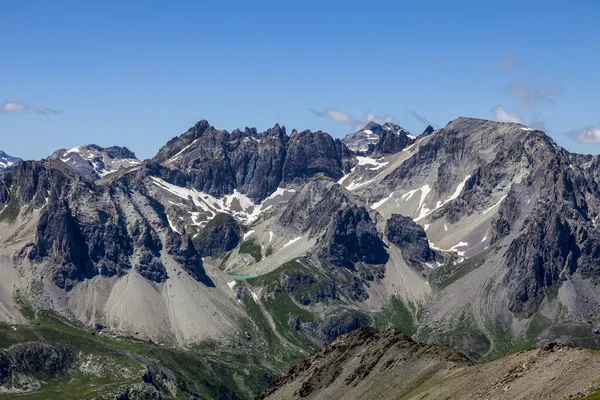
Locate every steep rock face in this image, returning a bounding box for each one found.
[153,120,351,203]
[282,129,345,184]
[166,230,212,286]
[319,205,389,269]
[279,177,388,270]
[279,177,351,235]
[0,161,196,290]
[192,213,241,257]
[501,161,600,316]
[385,214,434,265]
[376,128,413,154]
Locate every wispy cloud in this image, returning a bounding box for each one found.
[0,101,62,116]
[355,112,397,130]
[506,79,562,107]
[569,127,600,143]
[309,108,354,123]
[490,105,522,124]
[499,51,517,69]
[410,111,432,127]
[310,108,399,131]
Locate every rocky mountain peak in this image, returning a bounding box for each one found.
[0,150,22,171]
[49,144,140,181]
[422,125,434,135]
[342,121,415,154]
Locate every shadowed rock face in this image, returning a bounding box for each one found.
[166,230,213,286]
[319,205,389,269]
[500,162,600,317]
[192,213,241,258]
[2,160,217,289]
[386,214,434,265]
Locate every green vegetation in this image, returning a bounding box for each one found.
[239,237,262,262]
[249,259,314,288]
[574,391,600,400]
[219,250,233,269]
[241,296,310,371]
[0,299,276,399]
[373,296,419,336]
[430,248,491,290]
[0,185,21,223]
[265,245,274,257]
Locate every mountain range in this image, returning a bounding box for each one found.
[2,117,600,398]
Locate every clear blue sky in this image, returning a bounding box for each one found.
[1,0,599,160]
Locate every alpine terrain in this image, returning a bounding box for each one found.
[2,117,600,399]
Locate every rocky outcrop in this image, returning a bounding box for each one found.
[422,125,434,135]
[342,122,415,154]
[192,213,241,257]
[166,230,213,286]
[319,205,389,269]
[385,214,434,265]
[282,129,345,184]
[0,343,78,389]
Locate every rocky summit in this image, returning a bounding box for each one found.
[0,151,21,171]
[2,117,600,399]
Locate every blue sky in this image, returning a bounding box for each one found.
[1,0,599,160]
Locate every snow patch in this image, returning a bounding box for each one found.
[282,236,301,249]
[415,176,470,222]
[371,192,394,209]
[166,215,180,233]
[356,156,389,171]
[227,281,236,291]
[346,178,374,191]
[243,230,255,240]
[151,177,294,226]
[483,194,507,214]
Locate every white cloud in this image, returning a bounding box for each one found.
[310,108,399,131]
[490,105,522,124]
[569,127,600,144]
[310,108,355,123]
[0,101,62,116]
[355,112,397,130]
